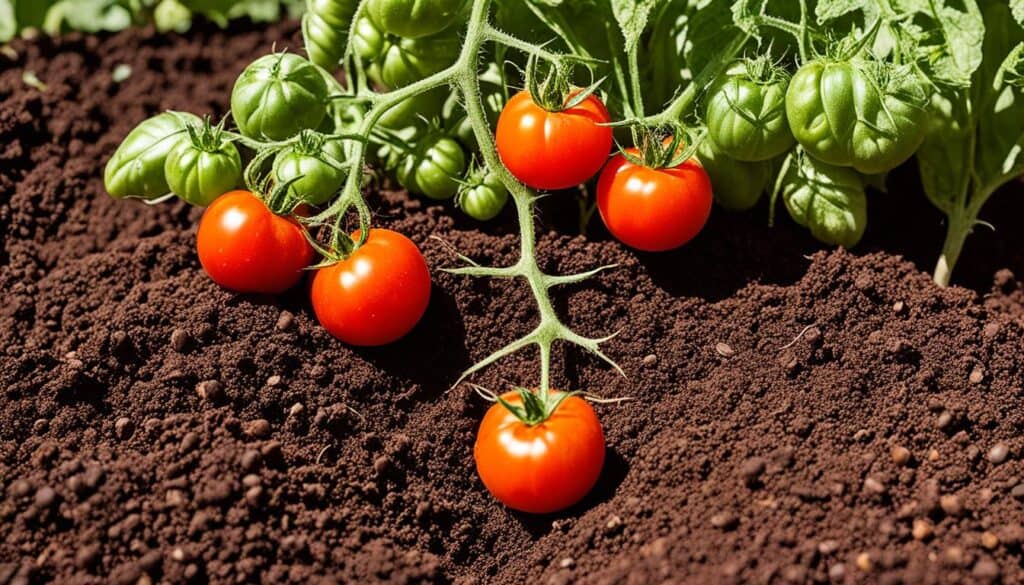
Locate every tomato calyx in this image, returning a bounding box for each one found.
[621,125,699,170]
[525,53,604,114]
[180,115,235,155]
[477,386,580,427]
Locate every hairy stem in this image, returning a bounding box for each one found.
[933,211,971,287]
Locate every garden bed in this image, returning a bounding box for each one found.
[2,20,1024,585]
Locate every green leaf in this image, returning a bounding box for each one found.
[1011,0,1024,28]
[611,0,656,49]
[0,0,16,42]
[896,0,984,87]
[816,0,866,23]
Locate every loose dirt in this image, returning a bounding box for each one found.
[2,20,1023,585]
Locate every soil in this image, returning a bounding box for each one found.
[2,19,1024,585]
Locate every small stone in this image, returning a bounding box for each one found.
[981,532,999,550]
[928,449,940,462]
[242,474,261,488]
[891,446,911,466]
[941,546,965,567]
[289,403,305,418]
[972,558,1000,581]
[828,563,846,581]
[171,548,186,562]
[710,511,738,530]
[180,432,200,453]
[863,477,887,495]
[855,552,872,572]
[1010,483,1024,500]
[969,367,985,385]
[604,515,624,535]
[165,489,185,507]
[373,455,392,475]
[912,518,933,541]
[240,450,261,472]
[198,481,232,504]
[987,443,1009,465]
[935,411,953,430]
[34,486,57,508]
[714,343,735,357]
[114,417,133,440]
[739,457,767,487]
[275,311,294,331]
[245,419,271,439]
[817,540,840,555]
[139,550,161,571]
[940,494,964,516]
[558,557,575,569]
[266,375,282,387]
[196,380,224,402]
[892,301,905,314]
[170,328,191,353]
[641,354,657,366]
[75,545,99,569]
[244,486,263,506]
[982,322,1000,338]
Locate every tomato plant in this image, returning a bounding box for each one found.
[165,119,243,207]
[457,170,508,220]
[310,229,431,346]
[196,190,314,294]
[105,111,201,200]
[474,389,605,514]
[496,89,613,191]
[303,0,360,71]
[597,146,713,252]
[696,139,770,212]
[705,58,794,162]
[396,136,467,200]
[366,0,466,39]
[354,16,461,90]
[273,132,347,206]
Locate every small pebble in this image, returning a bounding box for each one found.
[641,354,657,366]
[275,311,294,331]
[987,443,1009,465]
[171,548,186,562]
[34,486,57,508]
[969,367,985,385]
[289,403,305,418]
[196,380,225,402]
[892,301,905,314]
[373,455,392,475]
[928,449,940,462]
[982,322,1000,338]
[714,343,734,357]
[604,515,624,534]
[912,518,933,541]
[940,494,964,516]
[245,419,271,439]
[244,486,263,506]
[75,545,99,569]
[170,328,191,353]
[710,511,738,530]
[1010,483,1024,499]
[855,552,872,571]
[242,474,261,488]
[558,557,575,569]
[114,417,133,440]
[935,411,953,430]
[863,477,886,495]
[891,446,911,466]
[981,532,999,550]
[266,375,282,387]
[32,419,49,435]
[179,432,199,453]
[240,450,262,472]
[941,546,965,567]
[739,457,767,487]
[972,558,1000,581]
[828,563,846,581]
[817,540,840,555]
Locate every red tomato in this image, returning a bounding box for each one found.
[474,390,605,514]
[495,90,613,191]
[596,150,713,252]
[310,228,431,346]
[196,190,313,294]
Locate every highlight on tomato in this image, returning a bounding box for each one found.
[196,190,314,294]
[597,135,713,252]
[310,228,431,346]
[495,58,612,191]
[474,388,605,514]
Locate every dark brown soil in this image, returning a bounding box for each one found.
[2,20,1024,585]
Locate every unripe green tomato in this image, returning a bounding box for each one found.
[782,154,866,247]
[366,0,467,39]
[378,89,446,129]
[165,139,242,207]
[231,53,328,141]
[458,172,508,221]
[302,0,360,70]
[696,139,771,211]
[105,111,202,200]
[786,59,927,174]
[705,62,794,162]
[353,16,460,89]
[398,136,466,200]
[274,139,347,206]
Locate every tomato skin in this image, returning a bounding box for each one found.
[474,391,605,514]
[104,111,200,200]
[597,151,713,252]
[496,90,613,191]
[366,0,466,39]
[310,229,431,346]
[196,191,314,294]
[231,53,328,142]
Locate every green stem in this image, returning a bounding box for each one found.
[933,210,971,287]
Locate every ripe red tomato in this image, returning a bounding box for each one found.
[310,228,431,346]
[196,190,313,294]
[474,390,605,514]
[596,150,713,252]
[495,90,613,191]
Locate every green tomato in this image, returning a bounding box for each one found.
[786,59,927,174]
[458,172,508,221]
[366,0,467,39]
[274,138,347,206]
[397,136,466,200]
[165,136,242,207]
[782,153,867,248]
[104,111,201,200]
[231,53,328,141]
[354,16,460,89]
[302,0,360,71]
[378,89,446,129]
[705,61,794,162]
[696,139,771,211]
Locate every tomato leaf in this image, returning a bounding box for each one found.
[610,0,656,49]
[0,0,16,42]
[896,0,984,87]
[1012,0,1024,28]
